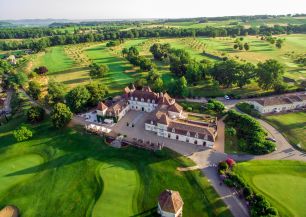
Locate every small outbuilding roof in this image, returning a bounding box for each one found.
[158,189,183,214]
[0,205,19,217]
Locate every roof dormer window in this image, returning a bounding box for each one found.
[186,131,190,137]
[195,133,199,138]
[172,128,175,133]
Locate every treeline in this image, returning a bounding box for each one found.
[162,14,304,23]
[0,28,66,39]
[1,24,306,50]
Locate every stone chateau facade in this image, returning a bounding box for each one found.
[96,86,217,148]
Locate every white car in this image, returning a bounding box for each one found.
[224,95,230,100]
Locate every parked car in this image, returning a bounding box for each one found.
[266,137,276,142]
[224,95,230,100]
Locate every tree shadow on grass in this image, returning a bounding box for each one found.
[63,78,90,85]
[130,207,158,217]
[4,124,178,177]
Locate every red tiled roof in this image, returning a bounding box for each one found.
[97,102,108,111]
[158,190,183,214]
[168,121,216,142]
[168,103,182,113]
[159,114,169,125]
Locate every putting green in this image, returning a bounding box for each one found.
[0,154,43,195]
[92,161,140,217]
[252,174,306,217]
[235,161,306,217]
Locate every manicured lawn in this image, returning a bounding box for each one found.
[264,112,306,150]
[0,154,43,195]
[234,160,306,217]
[85,43,139,94]
[33,46,76,73]
[92,161,140,217]
[0,112,232,217]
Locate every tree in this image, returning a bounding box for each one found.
[13,126,33,142]
[89,63,109,78]
[146,70,163,92]
[27,106,45,123]
[34,66,48,75]
[211,59,240,88]
[236,63,256,88]
[134,78,147,89]
[14,72,29,86]
[244,43,250,51]
[256,59,285,90]
[51,103,73,128]
[86,83,108,106]
[168,76,188,97]
[168,49,191,77]
[47,81,66,104]
[186,60,203,84]
[152,77,164,92]
[28,81,41,100]
[66,86,91,113]
[149,43,171,61]
[139,57,154,71]
[275,38,284,49]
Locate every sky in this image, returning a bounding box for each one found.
[0,0,306,20]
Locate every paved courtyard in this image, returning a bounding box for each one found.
[111,110,215,156]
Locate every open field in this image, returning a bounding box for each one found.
[264,112,306,150]
[32,46,76,73]
[0,108,232,217]
[84,43,139,94]
[234,160,306,217]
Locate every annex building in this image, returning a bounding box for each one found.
[247,93,306,114]
[96,86,218,148]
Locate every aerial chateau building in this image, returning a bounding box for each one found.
[247,93,306,114]
[96,86,217,148]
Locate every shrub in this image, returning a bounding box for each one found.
[27,106,45,123]
[236,102,261,118]
[34,66,48,75]
[206,99,225,115]
[218,161,228,173]
[13,126,33,142]
[28,81,41,100]
[225,127,236,136]
[223,179,234,187]
[225,110,275,154]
